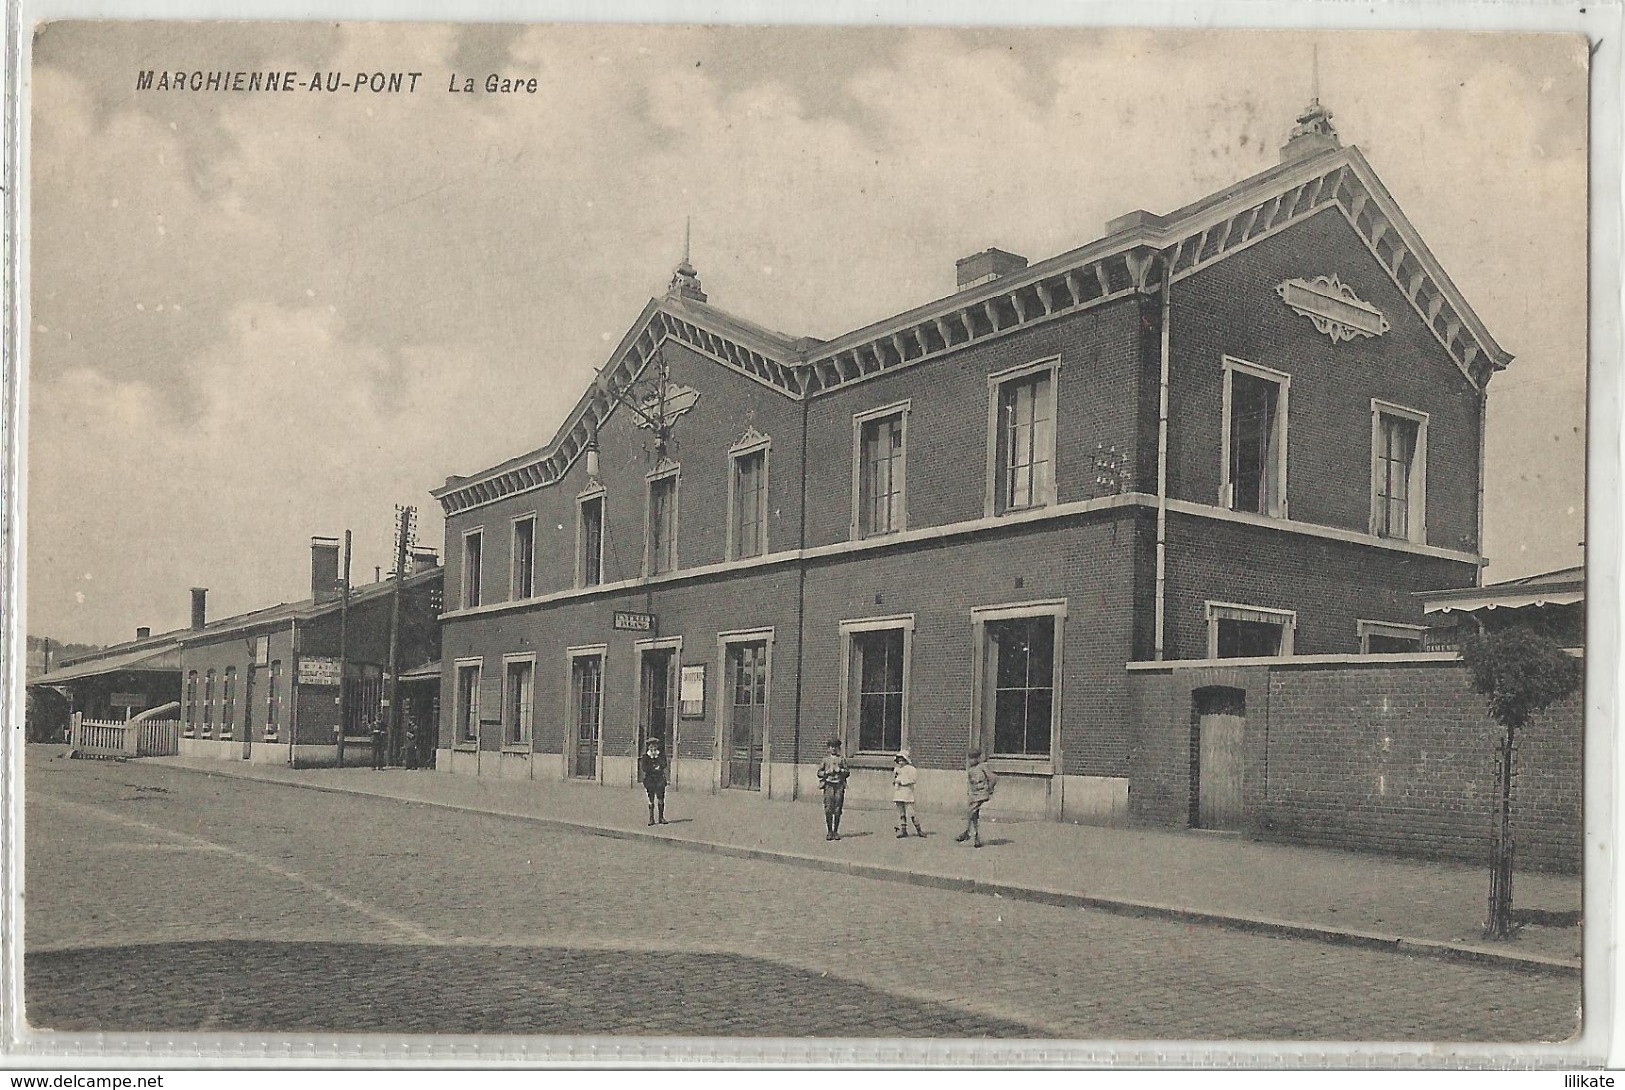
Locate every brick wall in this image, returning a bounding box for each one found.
[803,296,1148,548]
[1159,513,1477,659]
[1129,659,1582,872]
[441,339,806,608]
[1168,205,1484,553]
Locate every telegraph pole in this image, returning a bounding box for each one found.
[386,505,414,766]
[336,529,352,768]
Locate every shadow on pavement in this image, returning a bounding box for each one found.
[26,941,1046,1038]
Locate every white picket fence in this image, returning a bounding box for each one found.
[69,713,182,758]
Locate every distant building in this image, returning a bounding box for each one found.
[28,538,443,767]
[428,98,1510,826]
[1419,565,1585,650]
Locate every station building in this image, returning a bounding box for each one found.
[430,101,1510,826]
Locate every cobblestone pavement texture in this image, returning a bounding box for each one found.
[147,749,1582,963]
[25,750,1582,1041]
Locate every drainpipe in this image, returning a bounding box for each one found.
[790,365,811,801]
[1475,386,1488,587]
[1154,253,1173,660]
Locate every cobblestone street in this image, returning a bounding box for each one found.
[24,752,1582,1041]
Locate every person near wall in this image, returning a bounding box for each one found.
[956,747,998,848]
[893,750,923,838]
[640,736,669,826]
[369,716,387,771]
[817,737,851,841]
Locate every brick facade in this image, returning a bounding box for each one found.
[430,138,1531,851]
[1128,658,1581,872]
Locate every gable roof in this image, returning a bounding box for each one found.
[435,143,1511,517]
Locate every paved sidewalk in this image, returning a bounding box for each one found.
[142,754,1582,972]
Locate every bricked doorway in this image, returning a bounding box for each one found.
[722,640,767,791]
[1191,686,1245,830]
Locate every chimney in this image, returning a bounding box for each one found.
[956,248,1028,291]
[136,626,151,640]
[410,548,441,574]
[190,587,207,630]
[311,536,341,604]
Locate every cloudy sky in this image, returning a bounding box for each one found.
[25,23,1588,646]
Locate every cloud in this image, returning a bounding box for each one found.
[24,25,1590,641]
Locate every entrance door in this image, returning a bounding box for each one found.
[723,641,767,791]
[639,648,676,780]
[1193,687,1245,829]
[571,654,602,779]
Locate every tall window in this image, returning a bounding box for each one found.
[504,657,534,747]
[185,671,197,735]
[1222,359,1289,517]
[265,660,282,738]
[512,516,536,599]
[730,448,767,559]
[579,494,604,587]
[203,669,215,736]
[855,407,906,537]
[222,666,236,737]
[462,530,484,608]
[647,472,678,575]
[989,362,1058,515]
[1371,402,1427,542]
[983,616,1056,757]
[852,629,905,753]
[456,661,481,744]
[1206,602,1296,659]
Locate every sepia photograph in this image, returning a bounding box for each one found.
[5,13,1607,1065]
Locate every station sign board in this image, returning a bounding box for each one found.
[613,611,656,633]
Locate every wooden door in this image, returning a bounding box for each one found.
[572,655,602,780]
[241,667,255,760]
[724,642,766,790]
[1195,688,1245,830]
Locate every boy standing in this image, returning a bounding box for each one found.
[956,747,998,848]
[816,737,850,841]
[892,750,923,838]
[639,736,668,826]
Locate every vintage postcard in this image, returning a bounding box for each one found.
[4,12,1612,1068]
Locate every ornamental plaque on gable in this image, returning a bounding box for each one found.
[1275,275,1391,343]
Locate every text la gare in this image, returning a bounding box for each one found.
[449,73,539,94]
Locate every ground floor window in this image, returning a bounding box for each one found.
[1206,601,1296,659]
[503,656,534,747]
[972,601,1065,762]
[1358,619,1426,654]
[839,616,913,757]
[455,660,481,744]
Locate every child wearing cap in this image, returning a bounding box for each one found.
[892,750,923,838]
[816,737,850,841]
[639,736,668,826]
[955,747,998,848]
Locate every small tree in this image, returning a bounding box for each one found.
[1460,626,1583,937]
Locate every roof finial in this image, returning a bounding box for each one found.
[668,216,707,303]
[1280,44,1341,164]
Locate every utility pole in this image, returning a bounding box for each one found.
[336,529,352,768]
[386,505,414,766]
